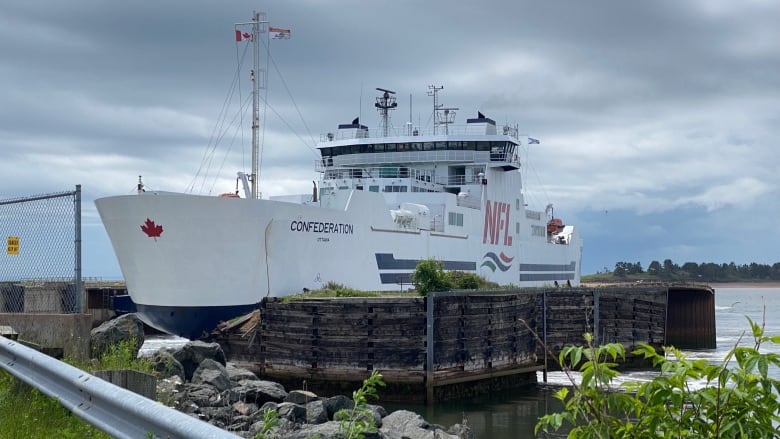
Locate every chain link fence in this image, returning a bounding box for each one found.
[0,186,82,313]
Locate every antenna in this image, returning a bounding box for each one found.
[428,85,443,135]
[428,85,457,135]
[375,88,397,137]
[409,93,413,135]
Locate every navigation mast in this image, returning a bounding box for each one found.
[236,11,267,199]
[428,85,457,135]
[375,88,397,137]
[250,12,266,199]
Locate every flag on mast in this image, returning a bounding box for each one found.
[528,137,540,144]
[235,30,252,42]
[269,26,291,39]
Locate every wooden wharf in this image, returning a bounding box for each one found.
[217,283,715,404]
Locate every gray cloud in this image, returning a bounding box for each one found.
[1,0,778,275]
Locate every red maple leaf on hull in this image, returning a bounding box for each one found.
[141,218,163,240]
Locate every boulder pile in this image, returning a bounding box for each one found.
[151,340,474,439]
[90,314,474,438]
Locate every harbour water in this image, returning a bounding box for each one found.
[400,286,780,438]
[139,286,780,438]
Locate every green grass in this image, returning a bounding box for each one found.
[280,281,419,302]
[0,371,110,438]
[0,338,152,438]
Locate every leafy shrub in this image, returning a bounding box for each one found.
[536,317,780,438]
[336,370,386,439]
[447,271,482,289]
[412,259,452,296]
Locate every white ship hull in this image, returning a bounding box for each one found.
[96,166,582,338]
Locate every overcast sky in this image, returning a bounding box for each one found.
[1,0,778,278]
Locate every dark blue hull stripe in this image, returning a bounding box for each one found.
[136,303,259,340]
[518,273,576,281]
[518,262,577,271]
[382,272,576,284]
[379,273,413,284]
[375,253,476,271]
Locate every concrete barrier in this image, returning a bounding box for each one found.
[0,313,91,361]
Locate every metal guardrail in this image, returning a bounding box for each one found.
[0,336,239,439]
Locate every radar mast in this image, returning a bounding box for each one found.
[375,88,397,137]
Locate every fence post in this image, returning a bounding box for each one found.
[74,185,83,313]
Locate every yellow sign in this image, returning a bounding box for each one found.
[7,236,19,255]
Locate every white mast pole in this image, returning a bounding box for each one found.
[250,11,261,199]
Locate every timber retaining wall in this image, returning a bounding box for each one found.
[219,284,715,403]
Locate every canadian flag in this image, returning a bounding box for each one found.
[235,30,252,42]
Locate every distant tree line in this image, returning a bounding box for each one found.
[606,259,780,282]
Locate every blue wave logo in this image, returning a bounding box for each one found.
[480,251,514,272]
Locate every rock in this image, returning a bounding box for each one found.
[226,363,258,382]
[227,379,287,404]
[259,401,279,413]
[200,406,233,428]
[277,402,306,422]
[367,403,387,428]
[282,420,342,439]
[381,410,447,439]
[157,375,184,406]
[434,430,459,439]
[183,383,222,407]
[285,389,319,404]
[90,313,145,359]
[305,399,329,424]
[151,351,185,380]
[170,341,226,380]
[447,423,476,439]
[232,401,258,417]
[324,394,354,420]
[192,358,232,392]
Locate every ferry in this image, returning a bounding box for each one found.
[95,12,583,339]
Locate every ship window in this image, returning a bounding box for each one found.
[379,167,397,178]
[435,141,447,150]
[423,142,434,151]
[532,225,546,237]
[516,222,520,234]
[369,185,379,192]
[465,141,476,150]
[385,144,397,152]
[411,142,423,151]
[448,212,464,227]
[397,143,410,151]
[516,199,520,210]
[476,141,491,151]
[364,144,375,153]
